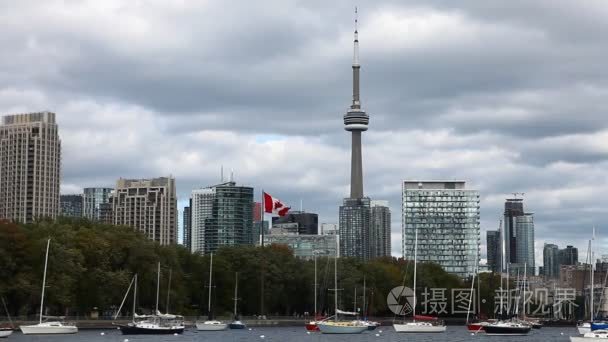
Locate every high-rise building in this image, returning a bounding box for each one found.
[559,245,578,265]
[113,177,177,245]
[83,187,113,221]
[340,198,371,259]
[402,181,480,278]
[339,14,373,260]
[98,202,113,225]
[60,194,83,218]
[190,181,254,254]
[370,200,391,258]
[272,211,319,235]
[183,204,191,250]
[0,112,61,223]
[543,243,560,279]
[502,198,535,274]
[486,230,500,273]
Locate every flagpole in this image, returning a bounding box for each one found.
[261,189,265,247]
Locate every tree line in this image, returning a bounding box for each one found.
[0,218,503,319]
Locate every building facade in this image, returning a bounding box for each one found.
[60,194,83,218]
[339,197,371,260]
[272,211,319,235]
[98,202,113,224]
[402,181,480,278]
[190,181,254,254]
[112,177,178,245]
[183,204,191,250]
[0,112,61,223]
[559,245,578,265]
[263,231,337,260]
[543,243,560,279]
[370,200,391,258]
[321,223,338,235]
[486,230,500,273]
[83,187,113,221]
[502,198,535,275]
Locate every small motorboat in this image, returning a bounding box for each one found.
[229,320,246,329]
[571,329,608,341]
[196,320,227,331]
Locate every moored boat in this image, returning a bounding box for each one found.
[571,329,608,341]
[196,253,227,331]
[484,320,531,336]
[19,239,78,335]
[0,328,12,338]
[317,321,368,334]
[467,321,488,333]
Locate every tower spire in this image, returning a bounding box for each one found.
[353,6,359,67]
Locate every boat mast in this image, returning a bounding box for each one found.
[133,274,138,322]
[466,252,478,324]
[166,268,172,313]
[155,262,161,314]
[523,263,527,320]
[39,239,51,324]
[234,272,239,319]
[591,227,595,322]
[514,269,520,316]
[354,287,357,313]
[499,219,504,317]
[313,251,317,319]
[363,276,366,319]
[334,250,338,322]
[412,226,418,320]
[208,253,214,320]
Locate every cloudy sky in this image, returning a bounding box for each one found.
[2,0,608,264]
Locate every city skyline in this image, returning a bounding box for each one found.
[2,2,608,263]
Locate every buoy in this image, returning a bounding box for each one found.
[124,339,129,342]
[376,333,380,337]
[306,331,311,334]
[260,335,265,339]
[561,332,565,335]
[471,333,474,336]
[174,333,178,336]
[249,328,252,331]
[100,332,105,336]
[379,330,383,333]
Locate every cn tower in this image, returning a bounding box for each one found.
[344,8,369,199]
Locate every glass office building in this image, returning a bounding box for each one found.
[402,181,480,279]
[263,233,337,260]
[190,181,254,254]
[339,197,371,260]
[83,187,113,221]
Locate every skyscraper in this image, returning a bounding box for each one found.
[183,203,191,250]
[370,200,391,258]
[83,187,113,221]
[0,112,61,223]
[559,245,578,265]
[402,181,480,278]
[60,194,83,218]
[543,243,559,279]
[502,198,535,274]
[190,181,254,254]
[113,177,178,245]
[486,230,500,273]
[339,11,372,260]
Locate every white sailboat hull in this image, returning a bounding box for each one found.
[196,321,228,331]
[20,322,78,335]
[579,323,592,335]
[393,323,446,333]
[0,329,13,338]
[317,322,367,334]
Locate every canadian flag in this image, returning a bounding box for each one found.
[263,192,290,217]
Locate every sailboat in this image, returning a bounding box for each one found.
[196,253,228,331]
[19,239,78,335]
[483,222,531,336]
[229,272,246,329]
[116,263,184,335]
[466,254,488,333]
[359,277,380,330]
[317,243,367,334]
[0,297,13,338]
[393,227,446,333]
